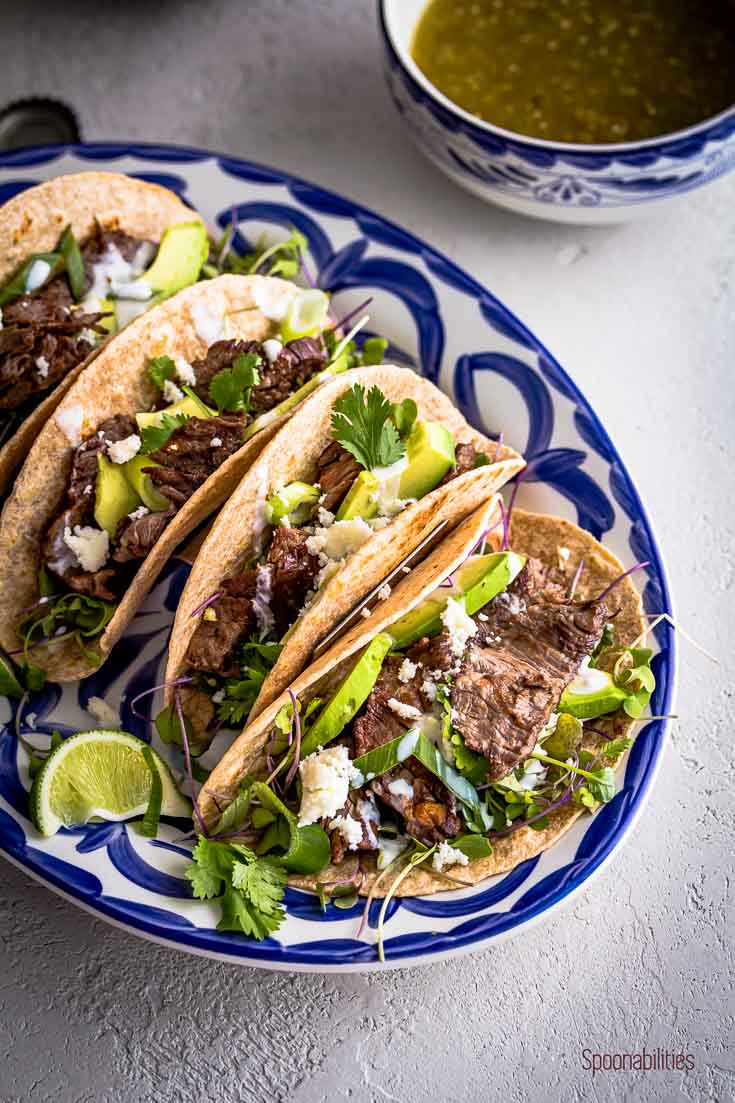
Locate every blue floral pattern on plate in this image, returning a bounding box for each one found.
[0,144,676,971]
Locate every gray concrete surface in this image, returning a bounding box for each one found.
[0,2,732,1101]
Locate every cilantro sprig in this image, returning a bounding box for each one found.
[139,411,189,454]
[187,838,287,939]
[331,383,405,471]
[215,641,283,727]
[209,352,261,414]
[148,355,176,391]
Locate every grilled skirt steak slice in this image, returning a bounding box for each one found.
[249,337,325,414]
[147,413,246,507]
[316,440,361,513]
[0,228,144,410]
[326,793,381,864]
[439,440,481,486]
[185,570,259,677]
[451,557,610,780]
[265,526,320,636]
[113,508,176,562]
[352,655,461,845]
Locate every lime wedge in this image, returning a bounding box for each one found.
[281,289,329,342]
[30,730,191,837]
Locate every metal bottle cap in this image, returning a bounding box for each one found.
[0,98,80,151]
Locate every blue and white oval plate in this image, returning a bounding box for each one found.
[0,144,675,971]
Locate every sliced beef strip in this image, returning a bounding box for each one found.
[185,570,259,678]
[439,440,481,487]
[352,655,461,845]
[190,340,262,406]
[113,508,176,562]
[325,793,380,865]
[265,525,320,636]
[451,556,610,781]
[189,336,326,416]
[147,413,247,507]
[0,228,143,410]
[42,414,138,599]
[249,337,325,414]
[316,440,360,513]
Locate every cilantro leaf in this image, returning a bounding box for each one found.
[186,838,287,940]
[148,355,176,391]
[139,411,189,454]
[209,352,261,413]
[215,640,282,727]
[331,383,405,471]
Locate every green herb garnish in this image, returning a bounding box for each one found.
[215,641,282,727]
[139,411,189,454]
[0,251,63,307]
[18,588,115,665]
[331,383,405,471]
[229,227,307,280]
[148,355,176,391]
[187,838,287,939]
[140,746,163,838]
[209,352,261,414]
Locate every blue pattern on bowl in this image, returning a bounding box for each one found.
[0,143,675,970]
[378,0,735,220]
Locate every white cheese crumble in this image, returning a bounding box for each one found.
[298,745,361,826]
[190,302,223,345]
[305,517,373,562]
[558,545,571,565]
[162,379,184,404]
[432,841,470,873]
[317,506,335,528]
[128,505,150,522]
[377,584,392,602]
[387,777,414,800]
[25,258,52,292]
[370,457,411,518]
[62,525,109,572]
[421,677,437,702]
[210,436,223,448]
[398,658,417,683]
[87,696,119,728]
[441,597,478,657]
[211,689,225,704]
[360,607,372,619]
[35,355,50,378]
[387,698,422,722]
[328,814,363,850]
[56,403,84,446]
[496,590,526,616]
[174,356,197,386]
[107,433,141,464]
[262,338,283,362]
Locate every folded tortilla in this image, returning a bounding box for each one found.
[0,170,202,492]
[198,504,645,897]
[0,274,311,681]
[165,366,524,736]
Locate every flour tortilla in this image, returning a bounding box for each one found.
[199,506,645,897]
[0,171,202,493]
[0,274,311,681]
[165,370,523,737]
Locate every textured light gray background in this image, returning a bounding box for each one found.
[0,3,732,1102]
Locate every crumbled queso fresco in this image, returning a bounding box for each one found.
[107,434,141,465]
[441,596,478,657]
[62,525,109,572]
[298,744,362,826]
[432,841,469,873]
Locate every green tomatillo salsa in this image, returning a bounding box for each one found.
[411,0,735,144]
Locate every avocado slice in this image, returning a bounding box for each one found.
[94,454,142,537]
[123,455,170,512]
[558,666,629,720]
[297,632,394,760]
[389,551,526,649]
[136,390,212,431]
[397,420,455,500]
[141,221,208,295]
[336,470,380,521]
[267,482,320,526]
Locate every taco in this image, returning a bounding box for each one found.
[0,272,364,682]
[0,170,210,492]
[163,368,523,751]
[186,499,652,942]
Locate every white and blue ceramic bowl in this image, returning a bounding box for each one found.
[379,0,735,224]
